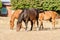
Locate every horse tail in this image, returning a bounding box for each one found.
[56,13,60,19]
[53,11,58,19]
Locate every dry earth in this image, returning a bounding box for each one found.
[0,17,60,40]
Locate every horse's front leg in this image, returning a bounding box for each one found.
[16,22,22,32]
[10,16,15,30]
[25,20,28,31]
[10,20,14,30]
[39,20,44,30]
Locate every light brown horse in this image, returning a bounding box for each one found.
[38,11,57,30]
[10,9,22,30]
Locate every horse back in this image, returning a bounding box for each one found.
[29,8,37,20]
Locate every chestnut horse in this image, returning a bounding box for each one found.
[10,9,22,30]
[16,8,38,31]
[38,11,57,30]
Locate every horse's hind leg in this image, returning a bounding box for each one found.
[51,18,55,29]
[30,20,33,31]
[30,20,36,31]
[33,20,36,31]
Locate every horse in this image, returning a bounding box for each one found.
[38,10,57,30]
[16,8,38,31]
[10,9,23,30]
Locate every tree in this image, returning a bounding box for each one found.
[0,0,2,9]
[11,0,60,11]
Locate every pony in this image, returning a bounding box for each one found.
[16,8,38,31]
[10,9,23,30]
[38,10,57,30]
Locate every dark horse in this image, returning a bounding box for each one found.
[16,8,38,31]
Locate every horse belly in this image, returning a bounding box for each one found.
[44,15,51,20]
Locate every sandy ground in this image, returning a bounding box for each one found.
[0,17,60,40]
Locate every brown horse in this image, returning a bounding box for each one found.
[16,8,38,31]
[38,11,57,30]
[10,9,22,30]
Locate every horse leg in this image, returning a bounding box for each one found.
[33,20,36,31]
[39,20,44,30]
[16,22,22,32]
[10,16,15,30]
[30,20,33,31]
[25,20,28,31]
[30,20,36,31]
[51,19,55,29]
[10,20,14,30]
[37,19,39,31]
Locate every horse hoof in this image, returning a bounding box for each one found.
[16,28,20,32]
[36,28,39,31]
[16,29,20,32]
[25,30,28,32]
[10,27,13,30]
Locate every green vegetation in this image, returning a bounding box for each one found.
[0,0,2,9]
[11,0,60,11]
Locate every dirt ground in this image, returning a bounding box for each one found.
[0,17,60,40]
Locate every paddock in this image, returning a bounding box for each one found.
[0,17,60,40]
